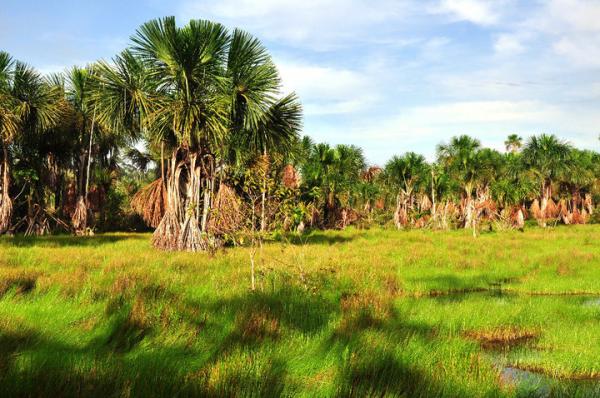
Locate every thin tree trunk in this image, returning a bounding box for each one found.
[250,244,256,291]
[200,155,213,232]
[160,141,165,188]
[250,197,258,290]
[260,147,267,232]
[84,106,96,202]
[431,169,436,227]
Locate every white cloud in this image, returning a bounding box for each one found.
[404,100,557,125]
[544,0,600,33]
[344,100,600,162]
[520,0,600,68]
[179,0,410,49]
[276,60,380,115]
[554,35,600,68]
[431,0,502,26]
[494,34,525,56]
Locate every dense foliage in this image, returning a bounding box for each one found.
[1,18,599,248]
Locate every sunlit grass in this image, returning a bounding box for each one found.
[1,226,599,396]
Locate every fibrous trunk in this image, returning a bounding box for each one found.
[152,148,216,252]
[71,196,88,235]
[0,145,12,234]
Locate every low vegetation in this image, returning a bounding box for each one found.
[1,226,599,396]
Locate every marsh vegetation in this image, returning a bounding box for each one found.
[1,227,600,397]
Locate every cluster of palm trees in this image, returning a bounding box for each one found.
[1,17,599,251]
[380,134,599,233]
[0,17,302,250]
[270,133,599,235]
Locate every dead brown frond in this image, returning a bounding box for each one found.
[281,164,300,189]
[545,197,558,219]
[530,199,541,220]
[131,178,167,228]
[207,184,244,236]
[419,194,432,212]
[572,208,586,224]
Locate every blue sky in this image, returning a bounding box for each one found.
[2,0,600,164]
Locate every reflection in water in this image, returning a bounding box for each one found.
[499,366,551,398]
[499,365,600,397]
[583,298,600,307]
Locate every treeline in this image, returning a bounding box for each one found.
[1,17,599,250]
[249,133,599,235]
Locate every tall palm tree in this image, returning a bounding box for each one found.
[100,17,301,250]
[0,52,61,233]
[522,134,572,226]
[383,152,428,228]
[504,134,523,153]
[437,135,482,230]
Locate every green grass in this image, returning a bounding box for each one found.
[1,226,600,397]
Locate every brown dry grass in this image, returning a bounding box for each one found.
[464,326,540,350]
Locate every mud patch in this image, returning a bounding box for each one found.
[464,327,539,350]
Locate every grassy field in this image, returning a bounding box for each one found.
[1,226,600,397]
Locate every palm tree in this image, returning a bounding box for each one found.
[522,134,572,226]
[64,67,91,232]
[383,152,428,228]
[472,148,503,218]
[301,143,365,227]
[490,152,536,228]
[0,52,61,233]
[504,134,523,153]
[437,135,482,230]
[100,17,301,250]
[561,149,596,221]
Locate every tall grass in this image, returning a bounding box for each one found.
[1,226,599,396]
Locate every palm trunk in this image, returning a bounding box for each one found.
[153,148,212,252]
[200,154,214,233]
[0,140,12,234]
[152,151,182,250]
[539,182,551,227]
[73,107,96,235]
